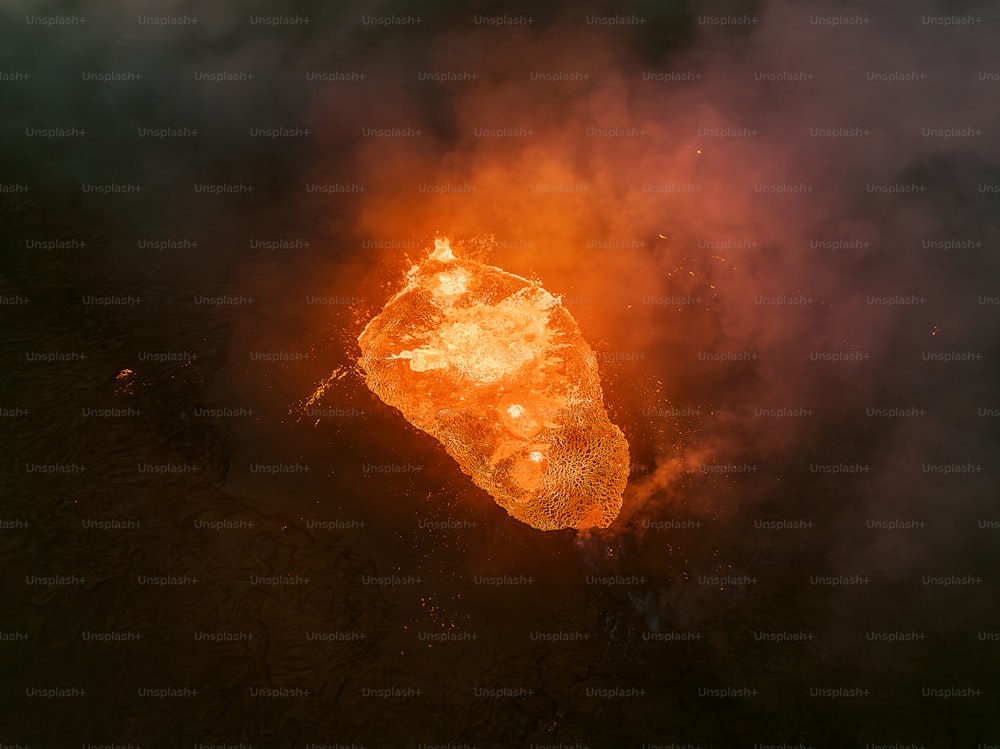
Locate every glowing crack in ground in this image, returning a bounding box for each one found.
[357,238,629,531]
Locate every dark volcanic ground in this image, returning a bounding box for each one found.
[1,0,999,746]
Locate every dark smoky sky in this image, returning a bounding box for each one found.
[2,0,998,555]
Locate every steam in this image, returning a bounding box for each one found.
[7,0,995,559]
[319,0,1000,540]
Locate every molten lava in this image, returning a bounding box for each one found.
[357,238,629,531]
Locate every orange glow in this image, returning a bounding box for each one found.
[357,238,630,531]
[114,368,136,396]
